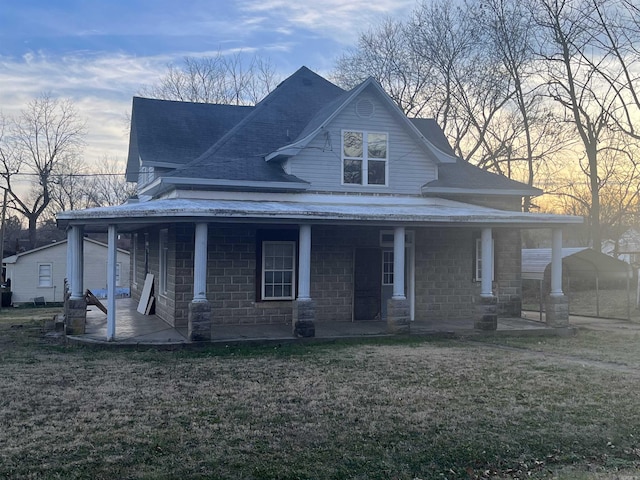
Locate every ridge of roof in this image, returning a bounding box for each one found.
[161,66,345,185]
[265,77,459,164]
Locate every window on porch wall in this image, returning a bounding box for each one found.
[159,229,168,295]
[474,237,495,282]
[261,241,296,300]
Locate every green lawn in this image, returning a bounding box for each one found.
[1,312,639,479]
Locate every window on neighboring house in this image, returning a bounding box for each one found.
[342,130,388,186]
[159,229,168,295]
[474,237,495,282]
[116,262,122,287]
[38,263,52,287]
[262,241,296,300]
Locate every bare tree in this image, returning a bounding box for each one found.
[84,156,137,207]
[0,94,86,249]
[139,51,280,105]
[531,0,623,250]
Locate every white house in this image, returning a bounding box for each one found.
[2,238,130,305]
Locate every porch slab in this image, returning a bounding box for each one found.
[65,298,570,347]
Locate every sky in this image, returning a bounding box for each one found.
[0,0,414,171]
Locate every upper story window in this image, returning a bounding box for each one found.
[342,130,388,186]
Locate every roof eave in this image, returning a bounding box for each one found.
[421,186,543,197]
[140,176,311,197]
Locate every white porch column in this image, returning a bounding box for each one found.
[193,223,208,302]
[393,226,406,299]
[550,227,563,296]
[66,228,73,293]
[106,224,117,341]
[298,224,312,300]
[70,225,84,300]
[481,227,493,297]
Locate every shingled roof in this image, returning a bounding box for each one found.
[167,66,345,182]
[125,97,253,181]
[128,66,539,198]
[410,118,541,197]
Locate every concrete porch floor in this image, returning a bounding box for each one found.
[68,297,566,347]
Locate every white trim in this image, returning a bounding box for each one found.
[159,228,169,296]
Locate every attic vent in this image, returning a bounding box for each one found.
[356,98,375,118]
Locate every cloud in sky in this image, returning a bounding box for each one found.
[0,0,414,170]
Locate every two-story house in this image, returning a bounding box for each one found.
[57,67,580,341]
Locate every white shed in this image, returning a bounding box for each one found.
[2,238,130,305]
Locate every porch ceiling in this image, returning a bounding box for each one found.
[57,195,582,232]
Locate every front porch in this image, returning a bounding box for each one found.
[67,297,568,347]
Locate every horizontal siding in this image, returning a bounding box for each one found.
[7,241,130,304]
[289,91,437,195]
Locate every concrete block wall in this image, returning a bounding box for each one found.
[414,229,477,320]
[130,223,522,327]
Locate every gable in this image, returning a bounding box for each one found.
[285,87,438,195]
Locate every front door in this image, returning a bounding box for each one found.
[354,248,382,320]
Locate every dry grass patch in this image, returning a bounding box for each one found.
[1,324,640,479]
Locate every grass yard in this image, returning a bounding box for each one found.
[1,312,640,479]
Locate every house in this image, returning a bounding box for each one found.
[56,66,581,341]
[602,228,640,268]
[2,238,130,305]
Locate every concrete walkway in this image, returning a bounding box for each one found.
[65,298,570,347]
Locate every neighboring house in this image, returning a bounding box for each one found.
[602,229,640,268]
[2,238,130,305]
[57,66,580,340]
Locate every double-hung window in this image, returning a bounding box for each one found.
[262,241,295,300]
[342,130,388,186]
[38,263,52,287]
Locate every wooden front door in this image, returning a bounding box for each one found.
[354,248,382,320]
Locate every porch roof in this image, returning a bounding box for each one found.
[57,194,581,232]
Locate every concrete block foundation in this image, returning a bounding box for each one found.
[189,301,212,341]
[65,298,87,335]
[387,298,410,334]
[293,299,316,337]
[475,295,498,331]
[545,295,569,327]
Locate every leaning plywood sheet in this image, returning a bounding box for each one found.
[137,273,154,314]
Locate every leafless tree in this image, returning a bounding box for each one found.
[139,51,280,105]
[0,94,86,249]
[531,0,623,250]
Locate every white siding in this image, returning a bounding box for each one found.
[5,240,131,305]
[288,91,437,195]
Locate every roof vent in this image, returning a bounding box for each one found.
[356,98,375,118]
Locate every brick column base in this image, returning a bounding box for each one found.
[475,295,498,330]
[65,297,87,335]
[545,295,569,327]
[189,301,212,342]
[387,298,410,334]
[293,299,316,337]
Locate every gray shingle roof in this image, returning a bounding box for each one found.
[169,67,345,183]
[127,66,539,197]
[410,118,542,196]
[125,97,253,181]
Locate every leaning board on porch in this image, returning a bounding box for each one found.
[137,274,155,314]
